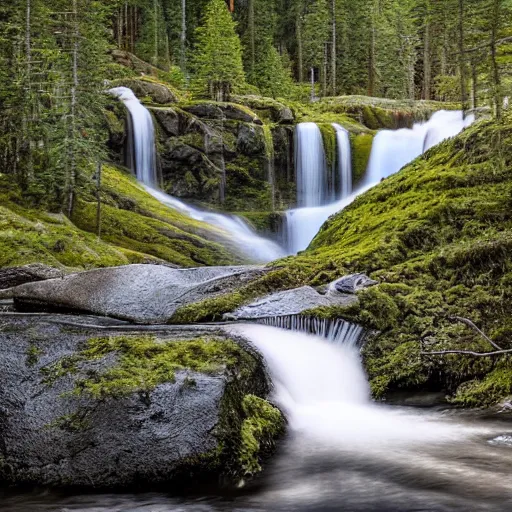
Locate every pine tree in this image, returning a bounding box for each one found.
[191,0,245,101]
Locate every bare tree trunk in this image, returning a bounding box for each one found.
[471,58,478,109]
[368,16,376,96]
[458,0,468,116]
[25,0,33,181]
[96,162,102,239]
[153,0,158,66]
[490,0,502,120]
[180,0,186,72]
[331,0,336,95]
[117,7,122,48]
[322,42,327,97]
[423,2,431,100]
[248,0,255,78]
[67,0,79,218]
[296,7,303,82]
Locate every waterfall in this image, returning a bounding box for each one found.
[257,315,365,346]
[295,123,328,207]
[231,324,473,447]
[110,87,158,186]
[332,123,352,199]
[286,110,474,254]
[109,87,285,263]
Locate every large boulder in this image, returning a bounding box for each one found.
[224,285,357,320]
[0,264,65,290]
[3,264,266,324]
[117,78,178,104]
[0,316,283,488]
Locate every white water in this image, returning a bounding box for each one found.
[332,123,352,198]
[233,324,488,448]
[109,87,285,263]
[286,110,475,254]
[295,122,328,207]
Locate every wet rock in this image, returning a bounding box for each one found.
[224,286,357,320]
[0,264,65,290]
[237,124,265,155]
[181,103,224,120]
[331,273,378,294]
[118,78,178,104]
[0,316,278,489]
[6,264,264,324]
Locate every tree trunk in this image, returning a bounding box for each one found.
[180,0,186,72]
[296,6,303,82]
[458,0,468,116]
[96,162,102,239]
[248,0,255,77]
[153,0,158,66]
[331,0,336,95]
[490,0,502,120]
[471,58,478,109]
[368,14,376,96]
[423,2,431,100]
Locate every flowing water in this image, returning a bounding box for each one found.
[109,87,284,263]
[4,325,512,511]
[285,111,475,254]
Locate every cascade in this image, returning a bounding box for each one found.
[332,123,352,198]
[295,123,328,207]
[109,87,285,263]
[257,314,365,346]
[232,324,474,446]
[286,110,474,255]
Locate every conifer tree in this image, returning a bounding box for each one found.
[191,0,245,101]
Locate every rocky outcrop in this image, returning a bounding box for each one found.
[330,274,378,294]
[4,264,267,324]
[117,78,178,104]
[0,315,283,489]
[224,285,357,320]
[0,264,65,290]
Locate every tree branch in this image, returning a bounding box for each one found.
[448,316,502,350]
[421,348,512,357]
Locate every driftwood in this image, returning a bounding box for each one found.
[421,316,508,357]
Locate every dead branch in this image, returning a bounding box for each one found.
[421,348,512,357]
[448,316,502,350]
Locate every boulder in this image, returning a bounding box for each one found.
[0,316,283,488]
[6,264,265,324]
[224,285,357,320]
[331,273,378,294]
[118,78,178,104]
[0,264,65,290]
[236,124,265,156]
[181,103,224,120]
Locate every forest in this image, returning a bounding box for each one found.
[2,0,512,509]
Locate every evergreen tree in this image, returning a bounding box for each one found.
[191,0,245,101]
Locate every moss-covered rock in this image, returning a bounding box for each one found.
[351,133,375,184]
[0,317,284,488]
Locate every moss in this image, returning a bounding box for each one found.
[62,335,245,399]
[26,345,42,367]
[318,123,337,168]
[351,133,374,184]
[239,211,284,234]
[452,361,512,407]
[239,395,284,475]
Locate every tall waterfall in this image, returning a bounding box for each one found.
[295,123,328,207]
[333,123,352,199]
[286,110,474,254]
[109,87,285,263]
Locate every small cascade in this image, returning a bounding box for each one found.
[257,314,366,346]
[109,87,285,263]
[332,123,352,198]
[286,110,474,254]
[295,123,328,207]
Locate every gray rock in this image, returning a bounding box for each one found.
[0,264,65,290]
[331,274,378,294]
[225,285,357,320]
[118,78,178,104]
[237,124,265,155]
[6,264,264,324]
[181,103,224,120]
[0,316,275,488]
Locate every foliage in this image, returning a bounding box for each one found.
[190,0,246,101]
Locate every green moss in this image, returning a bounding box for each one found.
[318,123,337,168]
[351,133,374,184]
[239,395,284,475]
[26,345,42,367]
[239,211,283,233]
[452,362,512,407]
[46,334,245,399]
